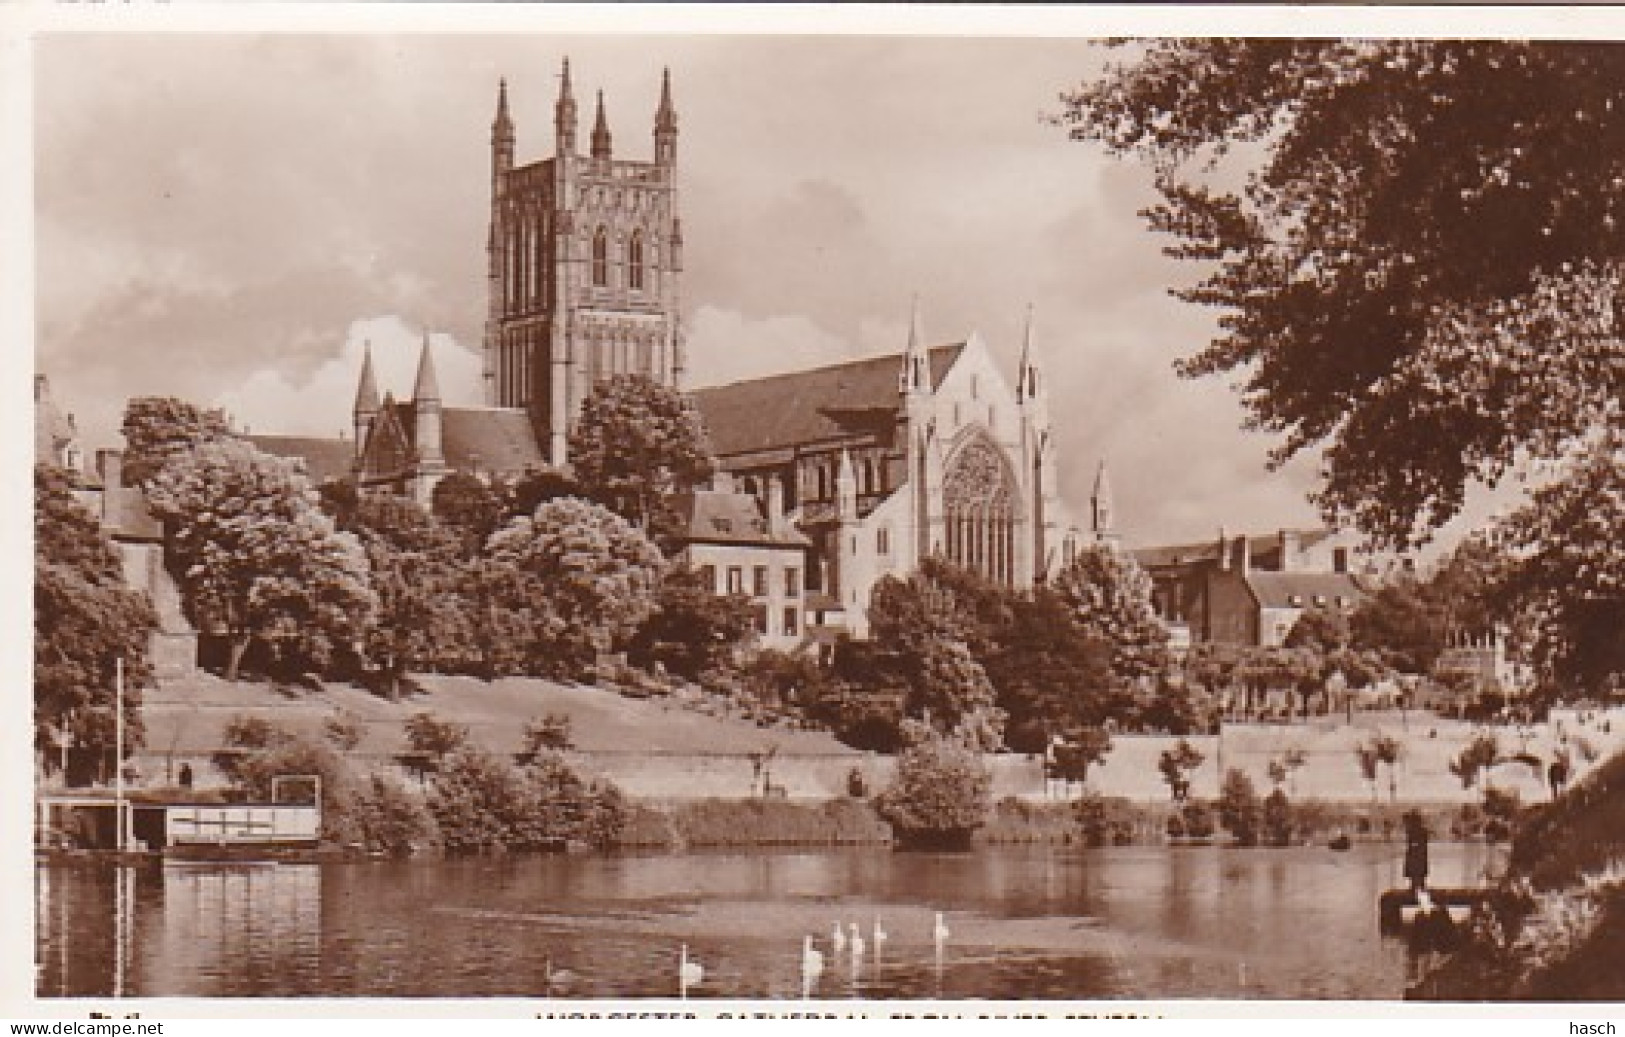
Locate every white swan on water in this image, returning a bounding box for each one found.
[933,911,950,949]
[679,944,704,998]
[831,921,846,955]
[801,935,824,995]
[873,916,888,953]
[848,921,866,960]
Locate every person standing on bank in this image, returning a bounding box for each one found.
[1403,810,1430,893]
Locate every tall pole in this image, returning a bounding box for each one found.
[115,656,125,854]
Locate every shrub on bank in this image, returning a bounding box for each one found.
[875,737,994,849]
[613,797,890,849]
[981,797,1077,845]
[427,748,627,854]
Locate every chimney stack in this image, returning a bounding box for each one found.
[1217,527,1230,572]
[1236,534,1251,573]
[96,448,124,490]
[766,474,786,536]
[1278,529,1301,572]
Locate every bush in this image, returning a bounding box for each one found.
[874,736,992,848]
[404,712,469,766]
[351,773,439,856]
[1263,788,1294,847]
[427,748,626,854]
[1218,768,1262,846]
[523,713,575,754]
[660,797,889,848]
[1075,793,1138,847]
[1180,800,1216,840]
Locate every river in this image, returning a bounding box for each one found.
[36,840,1503,1001]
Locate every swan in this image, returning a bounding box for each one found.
[872,916,888,953]
[542,958,578,995]
[830,921,846,955]
[801,935,824,986]
[848,921,866,960]
[933,911,950,948]
[679,944,704,998]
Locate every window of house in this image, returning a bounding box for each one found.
[727,567,744,594]
[877,526,890,555]
[752,603,768,634]
[628,231,645,290]
[1288,594,1304,607]
[700,565,717,592]
[1333,547,1350,573]
[592,227,609,287]
[1313,594,1328,607]
[753,566,769,598]
[784,567,800,598]
[783,607,799,637]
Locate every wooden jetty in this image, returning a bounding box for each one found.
[1378,887,1494,933]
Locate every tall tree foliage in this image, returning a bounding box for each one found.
[34,464,157,754]
[476,497,665,678]
[1061,41,1625,551]
[1051,542,1171,682]
[568,375,716,536]
[119,396,233,486]
[867,569,1002,745]
[145,439,376,681]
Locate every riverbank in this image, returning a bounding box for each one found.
[1409,747,1625,1000]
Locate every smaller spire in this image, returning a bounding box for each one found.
[656,66,677,131]
[413,332,442,404]
[354,340,380,415]
[900,294,929,395]
[1018,303,1039,400]
[493,77,514,139]
[555,57,578,154]
[591,89,613,159]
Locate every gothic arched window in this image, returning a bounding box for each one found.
[592,226,609,287]
[628,231,645,290]
[943,433,1018,587]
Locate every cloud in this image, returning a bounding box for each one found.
[212,317,485,439]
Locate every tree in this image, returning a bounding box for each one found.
[34,464,157,762]
[522,713,575,755]
[1451,731,1503,795]
[1351,577,1450,676]
[340,493,475,695]
[628,564,755,681]
[1051,542,1170,683]
[867,571,1002,741]
[476,497,665,678]
[989,587,1125,750]
[431,470,508,553]
[1158,739,1205,802]
[874,733,993,849]
[404,712,469,768]
[1489,439,1625,698]
[119,396,233,486]
[1218,767,1262,846]
[1048,726,1113,789]
[145,440,376,681]
[1061,41,1625,550]
[1286,604,1352,655]
[568,374,715,536]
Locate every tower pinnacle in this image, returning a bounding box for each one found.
[591,89,613,160]
[413,332,442,404]
[654,66,678,166]
[900,295,929,395]
[1092,459,1117,540]
[492,78,514,141]
[353,340,380,416]
[555,57,578,155]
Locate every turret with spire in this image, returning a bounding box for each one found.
[1091,459,1118,544]
[554,57,578,156]
[591,89,613,162]
[653,67,678,167]
[413,332,444,469]
[492,78,515,186]
[352,340,380,461]
[899,295,930,397]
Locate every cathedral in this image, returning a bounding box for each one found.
[268,60,1100,642]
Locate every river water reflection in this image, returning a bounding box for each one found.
[37,841,1503,1000]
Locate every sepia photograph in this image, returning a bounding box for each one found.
[18,11,1625,1010]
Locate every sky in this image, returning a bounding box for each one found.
[28,29,1418,550]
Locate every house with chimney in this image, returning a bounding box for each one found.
[1134,528,1374,651]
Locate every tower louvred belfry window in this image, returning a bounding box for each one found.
[592,227,609,287]
[629,231,645,290]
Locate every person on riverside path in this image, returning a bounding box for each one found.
[1402,810,1430,893]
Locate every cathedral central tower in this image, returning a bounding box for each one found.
[485,60,685,465]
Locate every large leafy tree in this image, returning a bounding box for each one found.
[1061,41,1625,551]
[145,439,376,681]
[1051,542,1171,682]
[628,564,755,681]
[867,569,1002,743]
[568,375,716,536]
[987,586,1124,752]
[119,396,233,486]
[34,464,157,757]
[337,493,475,696]
[476,497,665,678]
